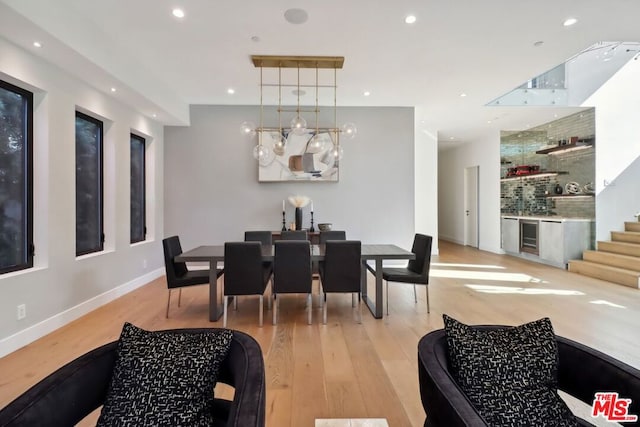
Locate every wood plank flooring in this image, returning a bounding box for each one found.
[1,240,639,426]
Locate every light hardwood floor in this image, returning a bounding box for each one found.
[1,240,639,426]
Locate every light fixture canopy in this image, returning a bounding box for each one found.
[241,55,357,163]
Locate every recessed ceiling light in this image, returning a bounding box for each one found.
[460,93,467,97]
[33,41,42,48]
[152,113,157,118]
[172,8,185,18]
[110,87,117,93]
[449,136,455,140]
[405,15,417,24]
[227,88,235,94]
[487,120,492,124]
[284,8,308,24]
[364,91,371,96]
[563,18,577,26]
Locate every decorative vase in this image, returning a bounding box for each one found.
[295,207,303,230]
[554,183,563,195]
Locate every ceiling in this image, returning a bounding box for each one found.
[1,0,639,148]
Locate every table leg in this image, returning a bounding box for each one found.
[362,259,384,319]
[209,262,224,321]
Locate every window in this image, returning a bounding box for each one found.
[0,80,34,274]
[75,111,103,256]
[130,133,146,243]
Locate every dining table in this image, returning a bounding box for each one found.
[176,244,415,321]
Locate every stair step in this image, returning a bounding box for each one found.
[611,231,640,244]
[568,260,640,288]
[625,222,640,232]
[598,241,640,257]
[583,250,640,271]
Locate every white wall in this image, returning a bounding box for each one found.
[414,107,439,254]
[164,105,422,250]
[0,37,165,356]
[438,133,503,254]
[583,59,640,240]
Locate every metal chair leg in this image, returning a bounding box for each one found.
[323,293,328,324]
[267,280,272,311]
[259,295,264,327]
[386,280,389,316]
[178,288,182,307]
[272,294,278,325]
[307,293,312,324]
[234,296,238,310]
[352,293,356,307]
[426,285,430,314]
[166,290,171,318]
[356,293,362,324]
[413,284,417,303]
[223,296,229,327]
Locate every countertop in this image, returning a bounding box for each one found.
[501,215,594,222]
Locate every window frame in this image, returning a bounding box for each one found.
[0,79,34,274]
[75,110,104,256]
[130,133,146,244]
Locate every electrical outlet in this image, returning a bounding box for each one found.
[143,259,148,269]
[17,304,26,320]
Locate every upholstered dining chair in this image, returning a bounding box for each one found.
[319,240,362,324]
[223,242,273,327]
[280,230,308,240]
[162,236,224,318]
[319,230,346,243]
[244,231,273,246]
[272,240,313,324]
[367,233,433,315]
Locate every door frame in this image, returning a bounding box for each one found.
[464,166,479,247]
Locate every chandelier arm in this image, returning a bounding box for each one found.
[278,66,282,133]
[315,65,319,134]
[259,65,263,146]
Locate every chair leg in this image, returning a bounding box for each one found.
[413,284,417,303]
[386,280,389,316]
[307,293,312,325]
[234,296,238,310]
[323,293,328,324]
[272,295,278,325]
[259,295,264,327]
[356,293,362,324]
[178,288,182,307]
[318,279,323,308]
[166,290,171,318]
[352,293,356,307]
[426,285,430,314]
[267,280,272,311]
[223,296,229,328]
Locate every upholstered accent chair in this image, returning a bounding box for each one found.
[223,242,272,327]
[0,329,266,427]
[280,230,308,240]
[162,236,224,318]
[319,240,362,324]
[273,240,313,324]
[418,327,640,427]
[244,231,272,246]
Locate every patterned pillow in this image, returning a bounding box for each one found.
[97,323,233,427]
[443,315,577,427]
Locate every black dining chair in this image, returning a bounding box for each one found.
[319,230,346,243]
[319,240,362,324]
[223,242,273,327]
[367,233,433,315]
[162,236,224,318]
[272,240,313,324]
[244,231,273,245]
[280,230,308,240]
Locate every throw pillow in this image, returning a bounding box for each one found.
[443,315,577,427]
[96,323,233,427]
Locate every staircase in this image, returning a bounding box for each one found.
[568,222,640,288]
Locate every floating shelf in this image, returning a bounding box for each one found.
[546,194,595,199]
[535,142,593,155]
[501,171,568,182]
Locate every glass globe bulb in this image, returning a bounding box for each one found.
[290,115,307,135]
[328,144,344,162]
[272,133,286,156]
[253,145,275,166]
[341,122,357,139]
[307,134,326,153]
[240,121,256,137]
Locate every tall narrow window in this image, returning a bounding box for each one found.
[0,80,33,274]
[130,134,146,244]
[75,111,103,256]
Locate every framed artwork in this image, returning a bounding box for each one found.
[258,129,339,182]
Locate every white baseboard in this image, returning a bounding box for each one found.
[439,234,464,245]
[0,268,164,358]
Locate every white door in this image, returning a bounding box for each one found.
[464,166,479,248]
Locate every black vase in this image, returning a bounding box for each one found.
[554,183,563,195]
[295,207,303,230]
